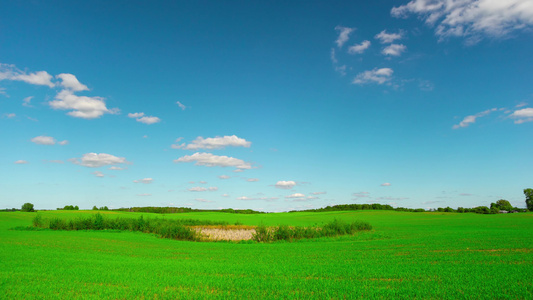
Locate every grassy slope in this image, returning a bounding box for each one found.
[1,210,532,299]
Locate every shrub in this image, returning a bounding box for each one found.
[21,203,34,212]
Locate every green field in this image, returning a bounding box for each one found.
[1,210,532,299]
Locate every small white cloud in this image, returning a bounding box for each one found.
[353,68,394,85]
[381,183,391,186]
[330,48,338,64]
[221,194,230,197]
[511,107,533,124]
[218,175,231,179]
[453,108,497,129]
[382,44,407,56]
[109,166,125,170]
[177,101,187,110]
[237,196,256,201]
[348,40,371,54]
[49,90,117,119]
[286,193,306,199]
[208,187,218,191]
[334,65,347,76]
[247,178,259,182]
[0,64,53,88]
[199,181,208,184]
[275,180,297,189]
[133,178,153,184]
[174,152,253,170]
[14,160,28,164]
[4,113,16,118]
[137,193,152,197]
[71,153,129,168]
[188,187,207,192]
[195,198,213,203]
[92,171,105,178]
[31,136,56,145]
[22,96,33,107]
[128,112,160,124]
[353,192,371,198]
[335,26,355,48]
[311,191,327,195]
[56,74,89,92]
[375,30,403,43]
[49,160,64,164]
[172,135,251,150]
[58,140,69,146]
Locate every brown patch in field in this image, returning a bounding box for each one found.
[192,227,256,241]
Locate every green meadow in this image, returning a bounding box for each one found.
[1,210,532,299]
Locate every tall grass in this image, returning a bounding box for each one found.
[32,214,229,241]
[252,218,372,242]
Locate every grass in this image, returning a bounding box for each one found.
[1,210,532,299]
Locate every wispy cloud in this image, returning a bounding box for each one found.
[391,0,533,43]
[172,135,251,150]
[348,40,371,54]
[453,108,498,129]
[71,153,129,168]
[133,178,153,184]
[353,68,393,85]
[31,136,68,146]
[511,107,533,124]
[174,152,253,170]
[14,160,29,164]
[375,30,403,43]
[128,112,161,124]
[176,101,187,110]
[380,183,391,186]
[335,26,355,48]
[0,63,54,87]
[382,44,406,56]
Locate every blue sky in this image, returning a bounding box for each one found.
[1,0,532,211]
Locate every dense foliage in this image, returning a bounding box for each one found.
[525,188,533,211]
[60,205,79,210]
[32,214,232,241]
[253,219,372,243]
[20,203,34,212]
[113,206,265,214]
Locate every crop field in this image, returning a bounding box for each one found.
[1,210,532,299]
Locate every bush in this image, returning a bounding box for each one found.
[21,203,34,212]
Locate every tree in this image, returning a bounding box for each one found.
[21,203,34,212]
[92,206,98,210]
[525,188,533,211]
[494,199,513,211]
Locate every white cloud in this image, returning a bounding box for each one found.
[177,101,187,110]
[353,68,394,85]
[511,107,533,124]
[133,178,153,184]
[31,136,56,145]
[275,180,297,189]
[128,112,161,124]
[58,140,69,145]
[56,73,89,92]
[353,192,371,198]
[71,153,128,168]
[0,64,55,88]
[137,193,152,197]
[188,187,207,192]
[237,196,255,201]
[14,160,28,164]
[286,193,306,199]
[247,178,260,182]
[4,113,16,118]
[174,153,253,169]
[311,191,327,195]
[49,90,117,119]
[49,160,64,164]
[330,48,338,64]
[109,166,125,170]
[382,44,407,56]
[208,187,218,191]
[381,183,392,186]
[335,26,355,48]
[453,108,497,129]
[391,0,533,42]
[23,96,33,107]
[348,40,371,54]
[172,135,251,150]
[221,194,230,197]
[195,198,213,203]
[375,30,404,43]
[92,171,105,178]
[218,175,231,179]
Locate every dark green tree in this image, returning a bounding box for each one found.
[525,188,533,211]
[21,203,35,212]
[92,206,98,210]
